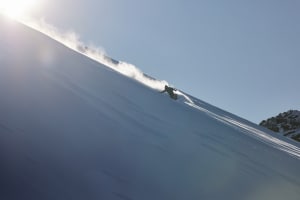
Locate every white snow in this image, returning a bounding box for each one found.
[20,18,169,91]
[0,17,300,200]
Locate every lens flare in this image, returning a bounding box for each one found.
[0,0,38,19]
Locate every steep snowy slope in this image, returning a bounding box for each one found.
[0,17,300,200]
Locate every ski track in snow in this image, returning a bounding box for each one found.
[185,101,300,159]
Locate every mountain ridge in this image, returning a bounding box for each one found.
[260,110,300,142]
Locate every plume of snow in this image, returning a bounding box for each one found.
[20,18,168,91]
[175,90,194,104]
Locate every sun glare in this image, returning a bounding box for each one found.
[0,0,38,19]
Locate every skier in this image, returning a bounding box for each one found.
[160,85,178,100]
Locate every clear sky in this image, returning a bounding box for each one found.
[28,0,300,123]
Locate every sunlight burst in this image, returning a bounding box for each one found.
[0,0,38,19]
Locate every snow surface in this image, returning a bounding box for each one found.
[20,18,169,92]
[0,17,300,200]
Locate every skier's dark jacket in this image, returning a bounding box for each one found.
[160,85,178,100]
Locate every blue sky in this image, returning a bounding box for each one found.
[30,0,299,123]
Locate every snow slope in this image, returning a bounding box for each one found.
[0,17,300,200]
